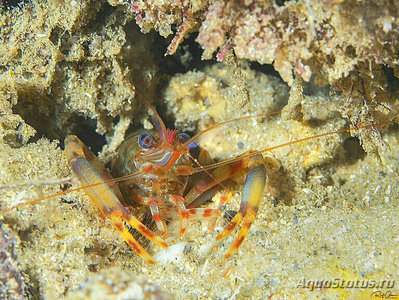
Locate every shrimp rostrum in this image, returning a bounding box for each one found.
[65,103,268,264]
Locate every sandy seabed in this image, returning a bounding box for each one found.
[0,1,398,299]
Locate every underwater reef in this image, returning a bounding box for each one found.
[0,0,398,299]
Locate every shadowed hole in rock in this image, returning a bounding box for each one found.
[275,0,295,7]
[165,32,217,72]
[1,0,24,9]
[250,61,283,79]
[11,83,106,156]
[12,88,59,143]
[383,66,399,95]
[342,137,366,163]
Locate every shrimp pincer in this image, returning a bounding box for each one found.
[215,154,266,258]
[65,135,168,264]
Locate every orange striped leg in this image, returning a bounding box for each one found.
[208,190,233,231]
[169,195,190,236]
[187,207,221,236]
[218,190,233,208]
[187,208,221,221]
[216,155,266,258]
[143,198,167,236]
[168,196,222,235]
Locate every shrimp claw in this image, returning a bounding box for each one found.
[65,135,167,264]
[216,154,267,258]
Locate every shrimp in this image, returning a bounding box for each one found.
[62,101,274,264]
[0,101,394,264]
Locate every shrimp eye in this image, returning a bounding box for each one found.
[177,133,190,143]
[138,132,154,149]
[177,133,197,149]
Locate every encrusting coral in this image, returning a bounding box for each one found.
[132,0,399,154]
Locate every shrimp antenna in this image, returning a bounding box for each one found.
[192,119,395,173]
[134,90,168,144]
[0,172,142,214]
[183,110,282,148]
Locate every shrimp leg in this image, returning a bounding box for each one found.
[65,135,167,264]
[216,155,266,258]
